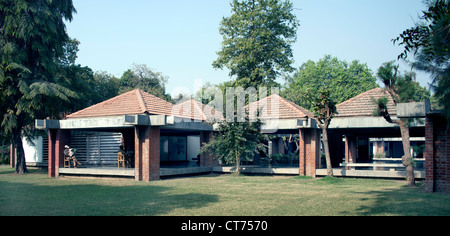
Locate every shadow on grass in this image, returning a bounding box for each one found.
[341,186,450,216]
[0,171,218,216]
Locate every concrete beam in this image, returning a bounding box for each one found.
[259,118,315,133]
[35,119,60,129]
[164,119,214,131]
[35,114,195,130]
[329,117,397,129]
[397,100,430,118]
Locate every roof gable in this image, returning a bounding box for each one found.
[335,88,397,117]
[172,99,224,121]
[67,89,173,119]
[247,94,314,119]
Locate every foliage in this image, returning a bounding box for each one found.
[393,0,449,63]
[91,71,120,105]
[305,88,337,176]
[213,0,299,89]
[376,61,430,104]
[200,111,267,174]
[393,0,449,120]
[282,55,378,110]
[307,88,337,128]
[119,63,171,101]
[0,0,77,173]
[0,145,9,164]
[373,61,431,186]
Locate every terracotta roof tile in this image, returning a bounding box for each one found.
[172,99,224,121]
[247,94,314,119]
[67,89,173,118]
[335,88,396,117]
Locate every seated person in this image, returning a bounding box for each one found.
[64,145,81,167]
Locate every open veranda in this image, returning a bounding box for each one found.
[0,166,448,216]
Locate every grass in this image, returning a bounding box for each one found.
[0,165,449,216]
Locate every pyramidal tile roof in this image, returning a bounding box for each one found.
[67,89,174,119]
[335,87,397,117]
[172,99,224,121]
[247,94,314,119]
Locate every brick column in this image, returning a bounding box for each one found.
[48,130,57,177]
[299,129,306,176]
[306,129,320,177]
[134,126,160,182]
[425,114,449,193]
[48,129,70,178]
[299,128,320,177]
[200,131,214,167]
[424,117,434,192]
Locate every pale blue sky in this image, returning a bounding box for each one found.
[66,0,430,96]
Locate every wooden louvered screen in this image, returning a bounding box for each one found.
[71,131,123,166]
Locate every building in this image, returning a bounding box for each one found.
[35,89,220,181]
[30,87,449,192]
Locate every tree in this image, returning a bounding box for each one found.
[394,0,449,120]
[282,55,378,110]
[373,61,430,187]
[200,111,267,175]
[91,71,120,105]
[306,88,337,177]
[0,0,77,174]
[213,0,299,89]
[119,63,171,101]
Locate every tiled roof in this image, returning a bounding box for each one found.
[67,89,174,118]
[172,99,224,121]
[335,88,397,117]
[247,94,314,119]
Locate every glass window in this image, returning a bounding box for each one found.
[160,136,169,161]
[169,136,187,161]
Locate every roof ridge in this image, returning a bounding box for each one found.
[134,89,148,114]
[275,94,307,117]
[191,99,206,120]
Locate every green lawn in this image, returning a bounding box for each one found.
[0,165,449,216]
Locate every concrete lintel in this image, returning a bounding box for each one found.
[124,114,149,126]
[36,114,213,130]
[329,116,425,129]
[262,118,317,133]
[329,117,398,129]
[60,116,134,129]
[165,119,214,131]
[124,114,168,126]
[397,100,430,118]
[149,115,167,126]
[35,119,60,130]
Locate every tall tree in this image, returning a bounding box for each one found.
[394,0,449,120]
[213,0,299,89]
[282,55,378,110]
[119,63,171,101]
[0,0,77,174]
[373,62,430,187]
[306,88,337,177]
[91,71,120,104]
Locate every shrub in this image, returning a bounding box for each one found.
[0,145,10,165]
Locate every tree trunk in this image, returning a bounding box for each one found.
[235,151,241,175]
[12,131,28,174]
[398,119,415,186]
[322,127,333,177]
